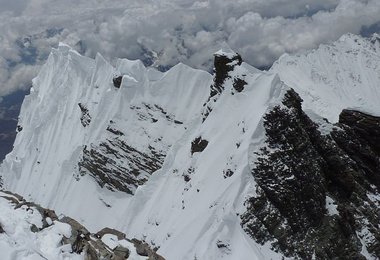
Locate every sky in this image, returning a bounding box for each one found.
[0,0,380,97]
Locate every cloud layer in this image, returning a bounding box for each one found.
[0,0,380,96]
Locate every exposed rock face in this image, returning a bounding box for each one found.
[338,109,380,156]
[96,227,126,240]
[78,103,91,127]
[78,102,183,195]
[79,137,165,194]
[232,78,247,93]
[131,239,165,260]
[113,76,123,88]
[211,53,242,98]
[202,51,244,121]
[242,89,380,259]
[0,190,164,260]
[191,136,208,155]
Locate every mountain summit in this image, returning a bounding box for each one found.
[1,33,380,259]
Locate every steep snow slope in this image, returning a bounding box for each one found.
[272,33,380,122]
[1,34,380,259]
[120,67,287,260]
[0,43,287,259]
[0,42,211,217]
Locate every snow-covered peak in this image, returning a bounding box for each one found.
[338,32,366,44]
[335,33,380,53]
[0,41,286,259]
[0,40,212,197]
[214,42,238,59]
[2,33,380,260]
[272,33,380,122]
[116,58,147,82]
[57,41,81,55]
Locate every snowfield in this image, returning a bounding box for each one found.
[1,33,380,259]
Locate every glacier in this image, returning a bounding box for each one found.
[1,33,380,259]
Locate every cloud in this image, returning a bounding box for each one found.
[0,0,380,97]
[0,64,40,96]
[226,0,380,67]
[0,0,28,15]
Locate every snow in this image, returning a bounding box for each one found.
[0,191,82,260]
[0,41,284,259]
[367,192,380,208]
[214,42,237,59]
[101,234,120,250]
[1,34,380,259]
[271,33,380,122]
[101,234,147,260]
[356,218,378,260]
[325,196,338,216]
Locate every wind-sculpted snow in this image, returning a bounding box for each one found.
[1,34,380,259]
[0,42,211,197]
[272,33,380,122]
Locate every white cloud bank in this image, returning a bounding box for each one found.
[0,0,379,96]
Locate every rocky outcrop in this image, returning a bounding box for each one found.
[130,239,165,260]
[338,109,380,156]
[232,78,247,93]
[191,136,208,155]
[78,103,181,195]
[211,52,242,98]
[79,137,165,194]
[242,89,380,259]
[202,51,244,122]
[78,103,91,127]
[0,190,164,260]
[113,76,123,88]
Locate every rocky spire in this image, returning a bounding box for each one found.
[211,47,243,97]
[202,46,245,122]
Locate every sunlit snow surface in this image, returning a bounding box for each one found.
[1,34,380,259]
[0,191,81,260]
[272,33,380,122]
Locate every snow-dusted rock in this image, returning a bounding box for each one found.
[0,190,162,260]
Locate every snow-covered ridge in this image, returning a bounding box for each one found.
[272,33,380,122]
[1,42,212,195]
[0,190,162,259]
[1,33,380,259]
[0,42,286,259]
